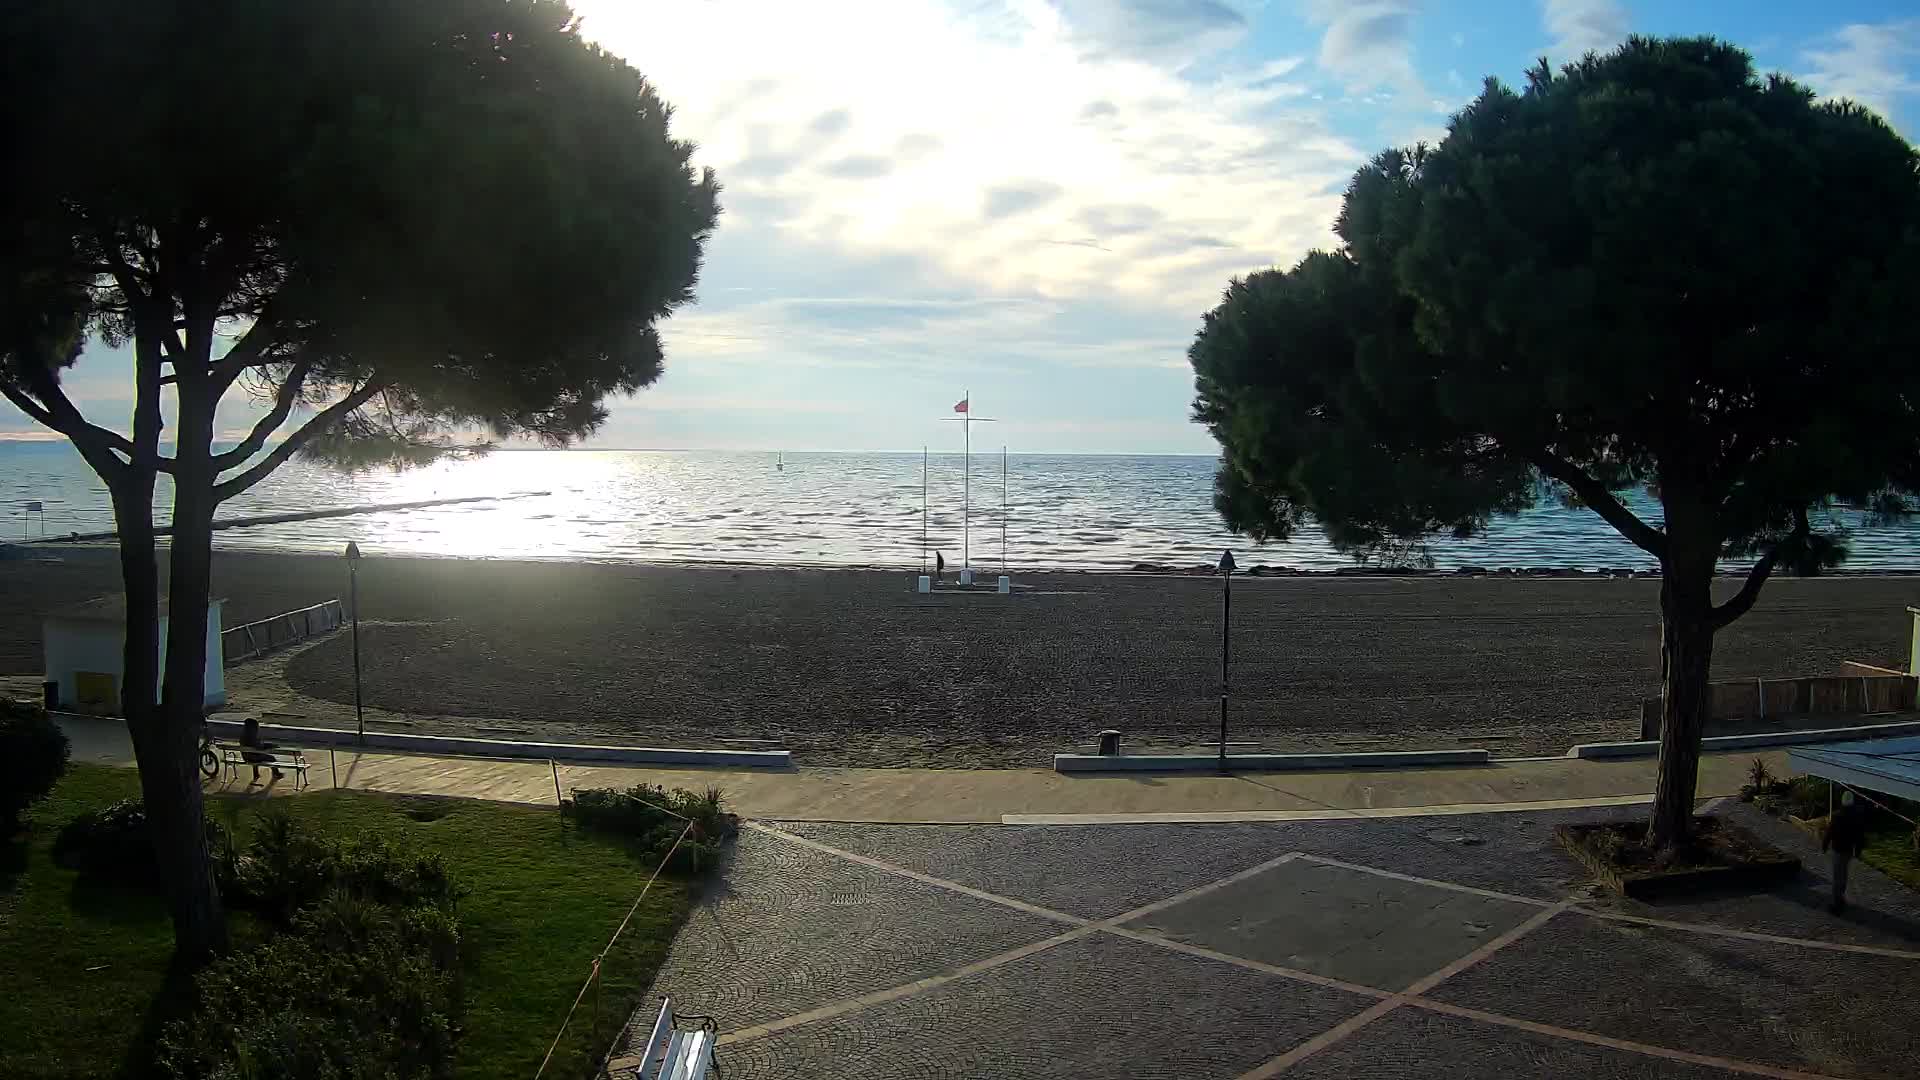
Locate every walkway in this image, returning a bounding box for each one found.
[60,713,1790,823]
[618,805,1920,1079]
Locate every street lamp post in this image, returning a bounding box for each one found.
[1217,548,1235,772]
[345,541,364,744]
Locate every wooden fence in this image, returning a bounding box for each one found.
[1639,665,1918,739]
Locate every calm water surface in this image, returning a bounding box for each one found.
[4,443,1918,571]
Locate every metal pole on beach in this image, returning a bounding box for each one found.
[963,389,970,574]
[1001,446,1008,573]
[345,542,365,744]
[1217,549,1236,772]
[921,446,928,576]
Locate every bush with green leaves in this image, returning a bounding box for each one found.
[162,813,466,1079]
[563,784,737,872]
[228,810,461,926]
[0,698,70,831]
[52,798,234,883]
[1742,772,1832,820]
[160,891,463,1080]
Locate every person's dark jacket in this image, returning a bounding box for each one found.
[1824,800,1870,858]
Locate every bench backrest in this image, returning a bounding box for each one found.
[635,999,714,1080]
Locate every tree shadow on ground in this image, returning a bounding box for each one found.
[66,865,168,922]
[115,951,198,1080]
[0,834,26,896]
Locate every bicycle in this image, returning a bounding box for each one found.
[199,721,220,780]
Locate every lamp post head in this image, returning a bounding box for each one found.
[344,541,362,564]
[1218,549,1236,574]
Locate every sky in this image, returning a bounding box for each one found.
[8,1,1920,454]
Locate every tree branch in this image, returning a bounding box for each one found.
[210,356,312,471]
[213,378,386,502]
[0,377,137,480]
[1709,509,1809,630]
[1529,451,1668,557]
[209,307,278,392]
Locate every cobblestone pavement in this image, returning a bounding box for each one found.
[611,802,1920,1079]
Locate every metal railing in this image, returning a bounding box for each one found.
[222,598,344,664]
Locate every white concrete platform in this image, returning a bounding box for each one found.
[202,716,794,769]
[1052,749,1493,773]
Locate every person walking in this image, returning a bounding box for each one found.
[1823,789,1869,914]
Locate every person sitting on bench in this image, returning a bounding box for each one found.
[239,717,284,783]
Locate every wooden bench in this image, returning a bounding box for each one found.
[218,745,311,788]
[633,998,715,1080]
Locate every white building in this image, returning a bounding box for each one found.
[43,595,226,714]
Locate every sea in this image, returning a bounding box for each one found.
[4,441,1919,572]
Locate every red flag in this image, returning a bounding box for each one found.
[953,398,969,414]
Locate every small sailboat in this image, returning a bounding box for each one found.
[775,451,784,472]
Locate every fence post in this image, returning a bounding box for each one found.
[552,759,563,810]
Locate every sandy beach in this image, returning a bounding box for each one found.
[4,547,1918,766]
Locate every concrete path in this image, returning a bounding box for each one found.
[61,713,1783,822]
[618,804,1920,1079]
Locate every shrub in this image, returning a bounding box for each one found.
[52,798,233,884]
[160,891,463,1080]
[162,814,466,1080]
[563,784,738,873]
[0,699,71,832]
[229,811,461,926]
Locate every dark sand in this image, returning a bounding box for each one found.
[4,547,1918,767]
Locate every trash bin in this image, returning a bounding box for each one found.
[1097,728,1121,755]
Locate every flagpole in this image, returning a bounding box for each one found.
[921,445,928,576]
[1002,444,1008,574]
[963,388,970,574]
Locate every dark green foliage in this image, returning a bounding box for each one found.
[159,895,463,1080]
[1192,37,1920,568]
[160,813,465,1080]
[1741,773,1830,820]
[2,0,721,470]
[0,700,69,831]
[52,798,233,883]
[564,784,738,872]
[228,810,462,927]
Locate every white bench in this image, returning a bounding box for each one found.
[633,998,715,1080]
[218,745,311,788]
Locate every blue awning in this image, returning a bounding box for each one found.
[1790,736,1920,803]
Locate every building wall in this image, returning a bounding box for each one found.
[42,600,227,713]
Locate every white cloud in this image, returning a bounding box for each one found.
[1540,0,1627,60]
[573,0,1354,316]
[1803,20,1920,123]
[1304,1,1422,97]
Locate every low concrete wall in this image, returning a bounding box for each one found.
[205,718,793,769]
[1637,671,1918,739]
[1053,748,1491,774]
[1571,717,1920,760]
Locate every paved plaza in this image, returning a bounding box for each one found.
[615,802,1920,1079]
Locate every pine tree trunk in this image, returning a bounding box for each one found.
[1646,544,1717,852]
[150,368,230,964]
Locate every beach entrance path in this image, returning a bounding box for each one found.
[614,804,1920,1080]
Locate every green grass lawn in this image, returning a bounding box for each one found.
[0,764,694,1080]
[1862,825,1920,890]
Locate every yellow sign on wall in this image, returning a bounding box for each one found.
[75,671,117,714]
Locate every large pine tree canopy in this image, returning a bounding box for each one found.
[1191,36,1920,576]
[1,0,720,481]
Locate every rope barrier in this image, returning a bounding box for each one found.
[531,815,696,1080]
